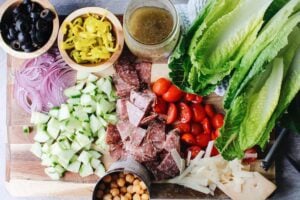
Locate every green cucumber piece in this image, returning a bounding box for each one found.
[58,104,70,121]
[31,112,50,124]
[64,86,81,98]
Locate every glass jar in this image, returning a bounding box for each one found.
[123,0,180,61]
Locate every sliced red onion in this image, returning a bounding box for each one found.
[14,48,76,113]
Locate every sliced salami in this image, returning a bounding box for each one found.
[163,129,180,153]
[106,124,121,145]
[130,90,155,112]
[157,152,180,178]
[126,101,146,127]
[116,98,128,120]
[135,62,152,85]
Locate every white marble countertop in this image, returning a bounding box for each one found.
[0,0,300,200]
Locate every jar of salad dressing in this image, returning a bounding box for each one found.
[123,0,180,61]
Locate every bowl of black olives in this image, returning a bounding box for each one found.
[0,0,59,59]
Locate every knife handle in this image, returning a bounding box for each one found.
[261,128,288,171]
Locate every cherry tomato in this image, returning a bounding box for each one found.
[191,104,206,122]
[166,103,178,124]
[181,133,196,145]
[193,95,203,104]
[153,97,168,114]
[162,85,184,102]
[243,148,257,164]
[191,122,203,136]
[202,118,212,134]
[211,129,220,140]
[187,146,202,159]
[211,146,219,156]
[152,78,171,96]
[195,134,211,148]
[204,104,215,118]
[185,93,196,102]
[174,122,191,133]
[212,113,224,129]
[178,102,192,123]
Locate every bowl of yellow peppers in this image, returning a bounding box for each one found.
[58,7,124,73]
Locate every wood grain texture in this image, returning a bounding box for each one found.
[5,53,275,198]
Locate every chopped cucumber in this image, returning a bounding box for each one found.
[64,86,81,98]
[87,74,99,82]
[58,104,70,121]
[34,129,50,143]
[47,118,60,139]
[49,108,59,119]
[78,151,92,165]
[71,141,83,153]
[30,142,42,158]
[31,112,50,124]
[95,164,106,178]
[103,113,118,125]
[76,71,90,80]
[67,161,81,173]
[73,106,89,122]
[82,82,97,94]
[79,163,94,177]
[89,150,101,159]
[91,158,101,169]
[90,115,101,133]
[80,94,93,106]
[67,98,81,105]
[45,167,60,180]
[75,133,91,147]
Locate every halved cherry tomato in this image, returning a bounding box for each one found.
[202,118,212,134]
[185,93,196,102]
[187,146,202,159]
[191,104,206,122]
[211,146,219,156]
[212,113,224,129]
[243,148,257,164]
[195,134,211,148]
[211,129,220,140]
[153,97,167,114]
[178,102,192,123]
[166,103,177,124]
[204,104,215,118]
[152,78,171,96]
[191,122,203,136]
[174,122,190,133]
[193,95,203,104]
[181,133,196,145]
[162,85,184,102]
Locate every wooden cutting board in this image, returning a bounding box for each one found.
[5,55,275,198]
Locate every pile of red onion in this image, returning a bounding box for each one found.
[14,48,76,113]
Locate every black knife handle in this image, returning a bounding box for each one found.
[261,128,288,171]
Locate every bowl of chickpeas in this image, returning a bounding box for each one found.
[93,158,151,200]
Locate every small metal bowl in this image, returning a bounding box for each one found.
[92,158,151,200]
[57,7,124,74]
[0,0,59,59]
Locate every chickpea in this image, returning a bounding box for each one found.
[133,193,141,200]
[111,182,118,189]
[103,194,113,200]
[127,185,133,193]
[110,188,120,197]
[99,183,106,190]
[141,193,149,200]
[113,196,121,200]
[119,173,125,178]
[120,187,127,194]
[117,178,126,187]
[103,175,112,183]
[133,179,140,186]
[132,185,141,194]
[125,193,132,199]
[112,174,119,181]
[120,195,129,200]
[139,181,147,190]
[96,190,104,198]
[125,174,134,183]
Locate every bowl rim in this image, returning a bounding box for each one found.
[0,0,59,59]
[57,7,124,73]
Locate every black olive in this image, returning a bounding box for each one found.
[23,0,31,5]
[17,32,30,43]
[36,31,47,44]
[12,7,21,15]
[36,19,50,32]
[30,12,40,21]
[40,9,54,22]
[0,22,8,32]
[21,43,35,52]
[8,27,17,39]
[6,33,14,41]
[15,19,30,32]
[10,40,21,50]
[26,3,33,13]
[31,2,43,13]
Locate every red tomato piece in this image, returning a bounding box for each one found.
[166,103,178,124]
[202,118,212,134]
[187,146,202,159]
[153,97,168,114]
[243,148,257,164]
[212,113,224,129]
[152,78,171,96]
[191,122,203,136]
[191,104,206,122]
[193,96,203,104]
[162,85,184,102]
[184,93,196,102]
[195,134,211,148]
[181,133,196,145]
[174,122,191,133]
[178,102,192,123]
[204,104,215,118]
[211,146,219,156]
[211,129,220,140]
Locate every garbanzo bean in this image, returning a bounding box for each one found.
[103,194,113,200]
[133,193,141,200]
[103,175,112,183]
[111,182,118,189]
[141,193,150,200]
[96,190,104,198]
[132,185,141,194]
[120,187,127,194]
[133,179,140,186]
[112,174,119,181]
[120,195,129,200]
[113,196,121,200]
[125,174,134,183]
[110,188,120,197]
[139,181,147,190]
[125,193,132,199]
[127,185,133,193]
[117,178,126,187]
